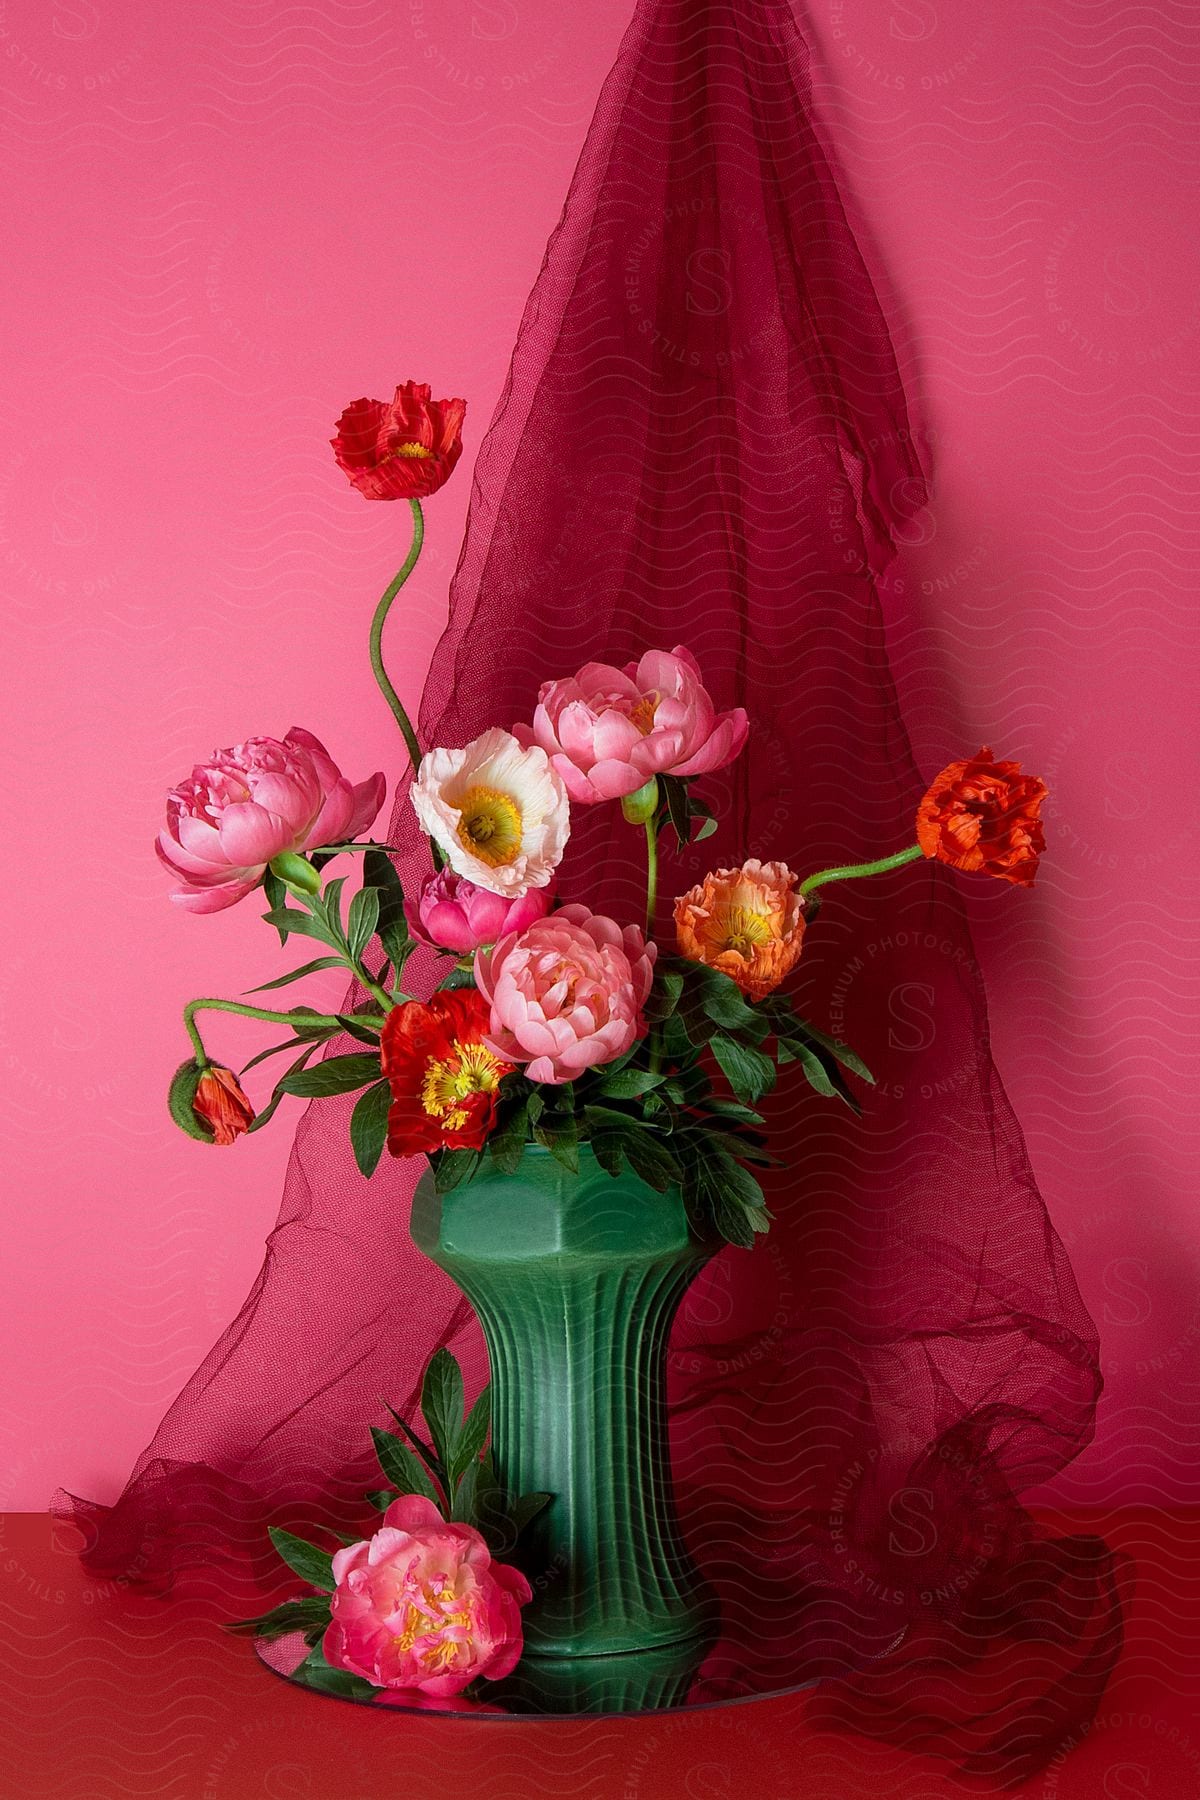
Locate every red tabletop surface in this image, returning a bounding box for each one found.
[2,1507,1197,1799]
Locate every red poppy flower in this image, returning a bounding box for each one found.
[381,988,511,1158]
[916,747,1048,887]
[193,1065,255,1144]
[331,381,466,501]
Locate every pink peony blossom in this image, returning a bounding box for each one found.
[474,903,656,1085]
[157,728,385,914]
[405,868,556,954]
[323,1494,531,1695]
[517,645,749,805]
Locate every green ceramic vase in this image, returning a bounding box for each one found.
[410,1145,718,1658]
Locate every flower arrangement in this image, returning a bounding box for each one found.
[170,381,1047,1695]
[167,378,1048,1258]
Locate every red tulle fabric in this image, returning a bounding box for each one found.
[56,0,1124,1780]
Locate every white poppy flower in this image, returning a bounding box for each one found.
[410,727,571,897]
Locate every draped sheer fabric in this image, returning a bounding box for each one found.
[57,0,1124,1779]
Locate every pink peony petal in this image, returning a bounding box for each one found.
[577,757,646,801]
[344,771,387,841]
[303,779,355,851]
[672,707,749,776]
[382,1494,445,1534]
[217,801,292,867]
[524,1055,562,1084]
[167,878,261,913]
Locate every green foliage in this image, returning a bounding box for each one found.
[224,1596,332,1645]
[279,1052,382,1098]
[363,848,414,983]
[350,1079,391,1179]
[267,1528,335,1592]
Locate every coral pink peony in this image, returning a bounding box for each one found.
[474,903,656,1085]
[517,645,749,805]
[331,381,466,502]
[157,728,385,913]
[323,1495,531,1695]
[405,868,555,955]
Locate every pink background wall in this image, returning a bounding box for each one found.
[2,0,1196,1512]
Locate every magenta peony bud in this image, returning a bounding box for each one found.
[404,868,556,954]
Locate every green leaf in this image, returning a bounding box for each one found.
[296,1643,379,1701]
[785,1039,838,1099]
[262,908,338,950]
[644,968,685,1024]
[224,1596,332,1641]
[712,1148,767,1210]
[620,1127,681,1193]
[594,1069,665,1100]
[247,957,346,994]
[660,772,692,848]
[379,1402,447,1486]
[589,1130,626,1179]
[677,1132,764,1249]
[350,1079,391,1179]
[704,1098,766,1125]
[533,1108,579,1173]
[710,1034,776,1103]
[682,961,759,1030]
[337,1013,383,1046]
[471,1451,513,1554]
[695,816,718,841]
[267,1527,335,1592]
[240,1032,335,1076]
[279,1052,382,1098]
[433,1148,482,1193]
[287,1007,342,1039]
[364,1488,398,1512]
[369,1427,442,1505]
[436,964,476,992]
[510,1491,553,1536]
[450,1457,479,1524]
[269,850,321,897]
[347,884,381,964]
[488,1096,530,1174]
[422,1349,465,1472]
[449,1387,491,1491]
[167,1059,211,1142]
[244,1042,324,1134]
[244,1043,327,1133]
[785,1021,875,1085]
[262,869,289,943]
[363,849,411,972]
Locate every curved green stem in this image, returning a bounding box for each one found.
[369,496,425,776]
[644,820,658,939]
[184,996,385,1064]
[798,843,924,898]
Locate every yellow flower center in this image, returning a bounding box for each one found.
[629,692,659,735]
[391,1586,474,1669]
[712,904,774,960]
[390,441,433,459]
[422,1039,506,1131]
[456,785,523,867]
